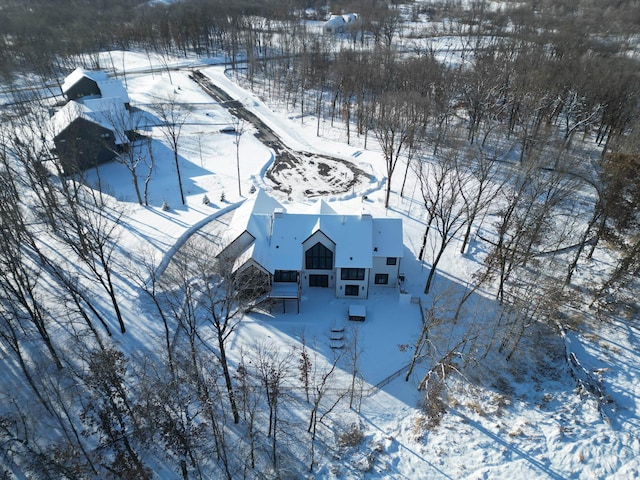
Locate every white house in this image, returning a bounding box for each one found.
[323,13,359,34]
[218,190,404,310]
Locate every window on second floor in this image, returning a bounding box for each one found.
[305,242,333,270]
[386,257,397,265]
[274,270,298,282]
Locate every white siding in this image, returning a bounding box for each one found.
[369,257,401,287]
[336,268,369,299]
[301,231,336,290]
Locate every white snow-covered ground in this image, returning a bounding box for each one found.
[27,50,640,478]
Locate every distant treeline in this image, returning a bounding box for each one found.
[1,0,640,80]
[0,0,318,79]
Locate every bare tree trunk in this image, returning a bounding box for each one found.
[218,331,240,424]
[144,137,155,206]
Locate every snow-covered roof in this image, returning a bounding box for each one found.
[61,68,130,104]
[61,67,109,95]
[304,198,336,215]
[51,99,131,145]
[324,13,358,30]
[373,218,404,258]
[325,15,345,27]
[96,79,130,104]
[226,190,402,273]
[223,189,284,245]
[232,242,271,275]
[342,13,358,23]
[324,15,345,32]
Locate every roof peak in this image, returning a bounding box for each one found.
[304,198,336,215]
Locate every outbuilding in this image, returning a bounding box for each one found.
[61,67,130,108]
[51,99,131,174]
[51,69,133,173]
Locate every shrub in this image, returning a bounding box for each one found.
[338,423,364,447]
[419,374,447,430]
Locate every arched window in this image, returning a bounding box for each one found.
[305,242,333,270]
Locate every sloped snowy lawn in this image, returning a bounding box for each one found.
[237,287,422,387]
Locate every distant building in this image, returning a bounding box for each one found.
[52,69,132,174]
[61,67,130,108]
[218,190,404,310]
[323,13,359,34]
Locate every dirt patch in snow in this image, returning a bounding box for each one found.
[265,149,371,198]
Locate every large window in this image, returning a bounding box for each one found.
[341,268,365,281]
[375,273,389,285]
[236,266,270,300]
[345,284,359,296]
[305,242,333,270]
[309,274,328,287]
[386,257,397,265]
[274,270,298,282]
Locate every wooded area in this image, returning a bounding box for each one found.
[1,0,639,477]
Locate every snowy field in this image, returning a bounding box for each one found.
[13,49,640,478]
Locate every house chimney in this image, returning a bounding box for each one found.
[270,208,284,245]
[360,208,372,220]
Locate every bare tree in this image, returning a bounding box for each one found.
[458,148,503,254]
[199,260,268,425]
[82,347,150,478]
[157,95,190,204]
[7,106,131,336]
[143,135,155,206]
[405,293,447,381]
[373,91,421,208]
[486,159,578,303]
[55,183,129,333]
[379,8,402,47]
[104,104,148,205]
[235,348,263,472]
[252,342,293,470]
[415,336,468,430]
[346,325,364,412]
[133,248,175,372]
[298,334,312,404]
[0,148,63,368]
[135,352,208,480]
[0,116,112,341]
[588,152,640,300]
[415,150,461,263]
[232,117,246,196]
[307,352,344,473]
[167,235,269,427]
[418,154,468,294]
[159,245,234,478]
[0,308,54,413]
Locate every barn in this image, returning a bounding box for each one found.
[51,99,131,174]
[51,69,132,173]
